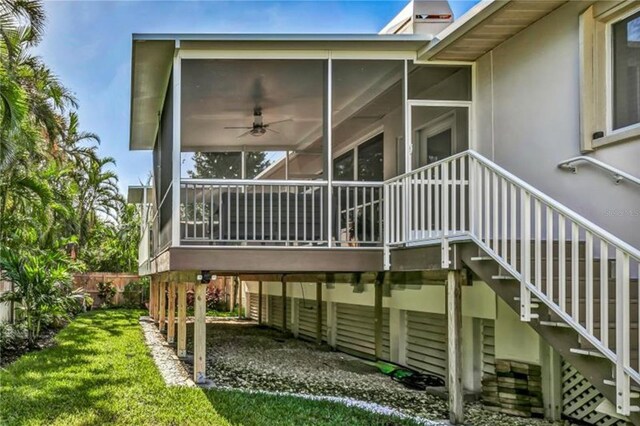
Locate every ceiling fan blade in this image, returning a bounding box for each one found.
[266,127,280,134]
[224,126,253,129]
[264,118,292,126]
[236,129,253,138]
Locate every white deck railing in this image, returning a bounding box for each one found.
[179,179,383,247]
[383,150,640,415]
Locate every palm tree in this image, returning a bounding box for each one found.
[75,156,124,248]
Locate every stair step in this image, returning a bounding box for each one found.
[570,348,607,358]
[492,275,516,280]
[471,256,494,261]
[515,296,541,303]
[539,320,571,328]
[604,379,640,394]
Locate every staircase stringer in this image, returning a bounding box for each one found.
[458,241,640,425]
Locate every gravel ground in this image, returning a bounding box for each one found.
[179,319,564,426]
[140,316,194,387]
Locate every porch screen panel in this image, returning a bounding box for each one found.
[408,64,471,101]
[158,74,173,250]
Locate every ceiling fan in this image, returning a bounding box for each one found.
[224,108,291,138]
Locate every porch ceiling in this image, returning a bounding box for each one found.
[129,34,431,152]
[420,0,570,61]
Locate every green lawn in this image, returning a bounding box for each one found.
[0,310,421,426]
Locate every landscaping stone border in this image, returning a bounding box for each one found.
[139,316,194,387]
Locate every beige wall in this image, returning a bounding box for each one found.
[494,298,541,365]
[474,1,640,248]
[244,279,496,319]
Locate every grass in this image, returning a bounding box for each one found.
[0,309,422,426]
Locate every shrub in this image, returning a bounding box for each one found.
[0,321,28,353]
[0,248,77,347]
[121,278,149,308]
[96,281,116,307]
[186,287,225,311]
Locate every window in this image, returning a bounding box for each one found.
[356,134,383,181]
[579,4,640,150]
[333,150,354,181]
[612,10,640,131]
[332,133,384,181]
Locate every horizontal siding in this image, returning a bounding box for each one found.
[268,295,292,330]
[335,303,389,360]
[249,293,259,321]
[406,311,447,378]
[297,299,327,342]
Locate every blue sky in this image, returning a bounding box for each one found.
[37,1,478,194]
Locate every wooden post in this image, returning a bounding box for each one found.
[155,281,162,324]
[167,282,176,344]
[237,277,243,317]
[194,282,207,384]
[374,274,383,359]
[159,282,167,333]
[316,282,323,346]
[447,271,463,425]
[281,278,287,332]
[149,277,155,319]
[177,282,187,357]
[258,281,263,325]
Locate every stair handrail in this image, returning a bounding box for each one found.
[469,151,640,260]
[467,150,640,414]
[558,156,640,187]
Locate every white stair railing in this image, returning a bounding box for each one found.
[383,150,640,415]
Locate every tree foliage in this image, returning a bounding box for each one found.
[188,151,272,179]
[0,0,137,273]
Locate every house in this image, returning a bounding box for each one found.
[127,0,640,424]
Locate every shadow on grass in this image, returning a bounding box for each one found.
[0,310,136,425]
[1,310,422,426]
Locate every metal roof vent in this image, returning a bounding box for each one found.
[379,0,453,36]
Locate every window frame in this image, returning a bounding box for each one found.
[414,110,457,168]
[580,2,640,151]
[605,6,640,136]
[331,131,384,182]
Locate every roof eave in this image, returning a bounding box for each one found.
[417,0,507,61]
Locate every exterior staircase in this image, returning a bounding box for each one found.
[383,150,640,420]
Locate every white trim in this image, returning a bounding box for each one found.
[403,60,411,173]
[470,62,478,152]
[179,50,418,61]
[408,99,473,108]
[605,5,640,135]
[330,51,417,60]
[180,50,330,60]
[171,49,182,247]
[326,56,333,248]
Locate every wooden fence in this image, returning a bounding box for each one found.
[73,273,143,308]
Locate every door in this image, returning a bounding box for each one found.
[412,109,459,169]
